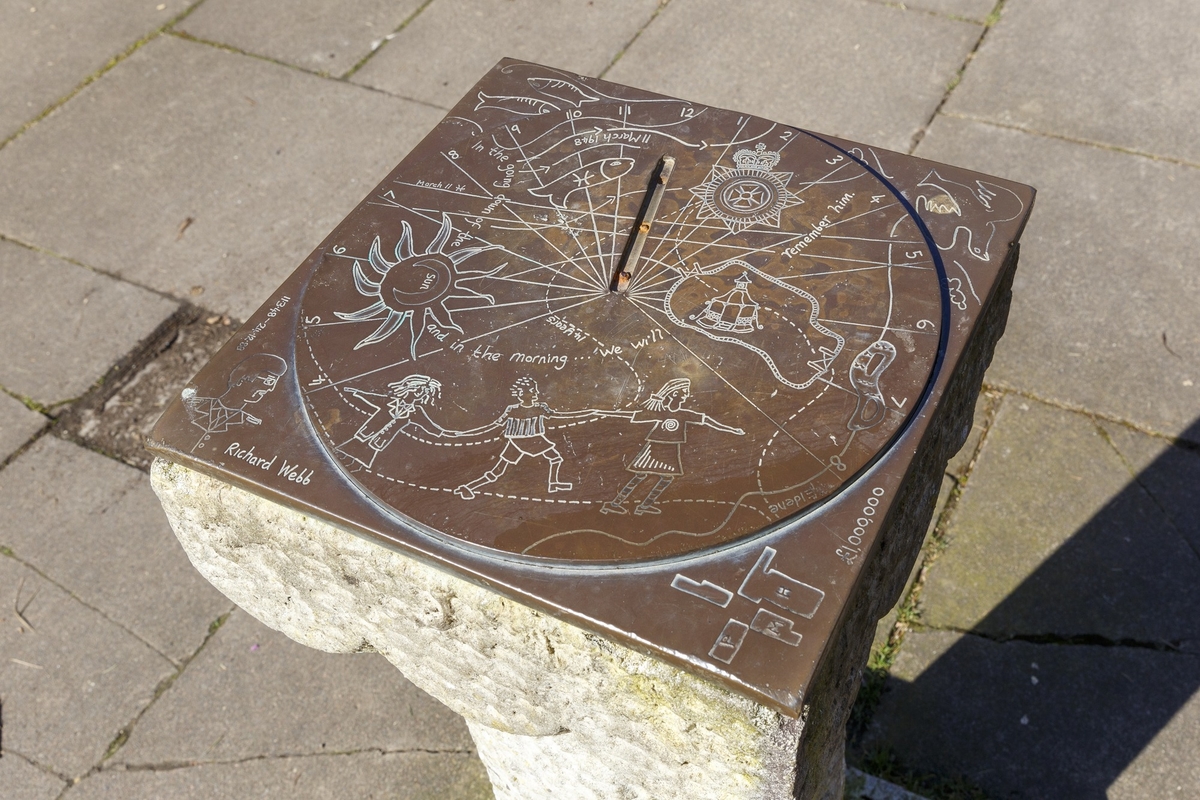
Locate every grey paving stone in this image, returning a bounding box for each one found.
[178,0,425,77]
[919,399,1200,644]
[892,0,996,21]
[605,0,981,152]
[0,35,445,322]
[945,0,1200,164]
[0,558,176,779]
[0,436,231,663]
[352,0,661,109]
[916,115,1200,442]
[866,630,1200,799]
[871,474,954,654]
[118,609,474,765]
[0,241,177,406]
[0,392,46,461]
[0,753,66,800]
[0,0,189,140]
[72,750,493,799]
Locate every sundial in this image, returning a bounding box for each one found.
[149,59,1033,713]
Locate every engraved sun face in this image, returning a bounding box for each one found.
[335,213,504,357]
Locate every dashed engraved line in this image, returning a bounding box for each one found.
[755,380,831,494]
[301,325,371,416]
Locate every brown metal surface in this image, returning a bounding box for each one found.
[148,59,1033,713]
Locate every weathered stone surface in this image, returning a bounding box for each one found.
[606,0,980,152]
[0,392,45,461]
[866,630,1200,799]
[60,311,238,471]
[0,35,445,322]
[0,240,177,406]
[921,399,1200,642]
[118,608,472,765]
[70,751,494,800]
[916,115,1200,442]
[0,753,66,800]
[0,558,176,779]
[178,0,425,77]
[0,0,188,140]
[350,0,661,109]
[893,0,996,21]
[0,437,231,663]
[945,0,1200,164]
[151,459,808,800]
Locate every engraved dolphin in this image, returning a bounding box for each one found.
[475,92,560,116]
[528,157,637,207]
[527,77,599,108]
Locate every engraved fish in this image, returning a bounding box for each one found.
[527,157,636,207]
[527,77,599,108]
[475,92,560,116]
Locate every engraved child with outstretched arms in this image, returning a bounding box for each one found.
[337,374,447,469]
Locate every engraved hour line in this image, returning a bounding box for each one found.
[507,125,547,189]
[393,180,493,202]
[441,150,496,198]
[498,202,607,291]
[585,184,617,290]
[456,292,608,345]
[624,297,823,461]
[817,319,933,335]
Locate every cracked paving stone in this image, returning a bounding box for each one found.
[0,558,177,779]
[0,0,189,140]
[60,312,239,471]
[177,0,426,77]
[71,751,493,799]
[0,753,66,800]
[919,398,1200,645]
[0,240,178,408]
[117,609,474,766]
[0,391,46,462]
[0,436,232,663]
[605,0,981,153]
[945,0,1200,165]
[0,34,445,322]
[916,115,1200,443]
[864,630,1200,799]
[350,0,662,109]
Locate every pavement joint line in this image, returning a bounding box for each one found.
[858,0,990,26]
[1094,421,1200,567]
[88,608,235,780]
[0,233,189,311]
[939,111,1200,171]
[110,746,480,773]
[980,380,1200,451]
[0,383,54,417]
[0,748,73,787]
[0,541,186,670]
[598,0,674,80]
[909,625,1199,655]
[0,0,209,155]
[907,0,1002,154]
[0,420,54,476]
[340,0,437,81]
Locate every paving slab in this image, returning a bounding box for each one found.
[865,630,1200,799]
[945,0,1200,164]
[0,0,189,140]
[118,609,474,765]
[72,750,492,799]
[605,0,981,152]
[915,115,1200,442]
[890,0,996,21]
[0,240,177,407]
[919,398,1200,645]
[0,557,176,779]
[0,436,231,663]
[351,0,661,109]
[944,389,999,480]
[62,312,239,471]
[177,0,425,77]
[0,753,66,800]
[0,392,46,461]
[0,34,446,322]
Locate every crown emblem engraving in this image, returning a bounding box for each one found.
[733,143,782,172]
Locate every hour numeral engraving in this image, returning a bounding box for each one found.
[671,574,733,608]
[709,619,749,664]
[738,547,825,619]
[750,608,802,647]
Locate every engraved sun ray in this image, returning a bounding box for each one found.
[335,213,504,357]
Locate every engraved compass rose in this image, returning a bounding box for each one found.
[690,142,804,232]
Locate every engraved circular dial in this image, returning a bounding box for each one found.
[293,64,944,563]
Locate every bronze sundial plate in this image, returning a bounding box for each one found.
[149,59,1033,714]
